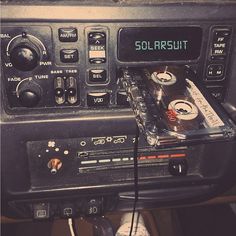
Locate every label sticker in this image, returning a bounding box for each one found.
[186,79,224,127]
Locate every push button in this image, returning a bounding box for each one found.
[84,198,102,216]
[66,77,78,104]
[211,28,231,58]
[89,58,106,64]
[87,92,110,107]
[33,203,50,220]
[212,47,227,57]
[54,77,65,105]
[60,203,75,218]
[88,32,106,45]
[59,28,78,42]
[213,29,230,44]
[60,49,78,63]
[88,31,106,64]
[89,69,107,83]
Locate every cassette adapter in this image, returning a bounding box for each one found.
[120,66,236,147]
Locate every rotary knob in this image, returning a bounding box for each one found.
[17,80,42,107]
[10,44,39,71]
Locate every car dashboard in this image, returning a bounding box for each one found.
[1,0,236,221]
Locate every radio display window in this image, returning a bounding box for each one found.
[118,27,202,62]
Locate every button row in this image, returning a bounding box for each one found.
[33,198,102,219]
[54,77,78,105]
[58,28,79,63]
[81,157,134,165]
[206,64,224,78]
[206,27,231,83]
[211,29,230,59]
[58,29,107,64]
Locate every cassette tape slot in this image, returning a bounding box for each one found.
[120,66,236,147]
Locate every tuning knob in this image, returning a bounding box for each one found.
[17,80,42,107]
[10,44,40,71]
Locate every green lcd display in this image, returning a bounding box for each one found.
[118,27,202,62]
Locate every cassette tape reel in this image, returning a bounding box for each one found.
[164,98,200,132]
[120,66,236,147]
[147,66,187,101]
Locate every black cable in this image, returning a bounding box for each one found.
[129,124,140,236]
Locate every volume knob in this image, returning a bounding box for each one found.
[17,80,42,107]
[10,44,39,71]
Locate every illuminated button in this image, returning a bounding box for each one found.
[98,159,111,163]
[33,203,50,219]
[81,160,97,165]
[84,198,102,216]
[88,32,106,64]
[212,47,227,57]
[88,32,106,45]
[61,204,75,218]
[211,28,231,58]
[87,92,110,107]
[60,49,78,63]
[89,69,107,83]
[59,28,78,42]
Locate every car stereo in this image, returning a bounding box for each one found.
[0,23,233,110]
[1,1,236,219]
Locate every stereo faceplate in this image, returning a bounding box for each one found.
[1,23,233,112]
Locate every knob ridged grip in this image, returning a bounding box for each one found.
[10,44,39,71]
[18,80,42,107]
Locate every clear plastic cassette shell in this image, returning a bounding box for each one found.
[120,66,236,147]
